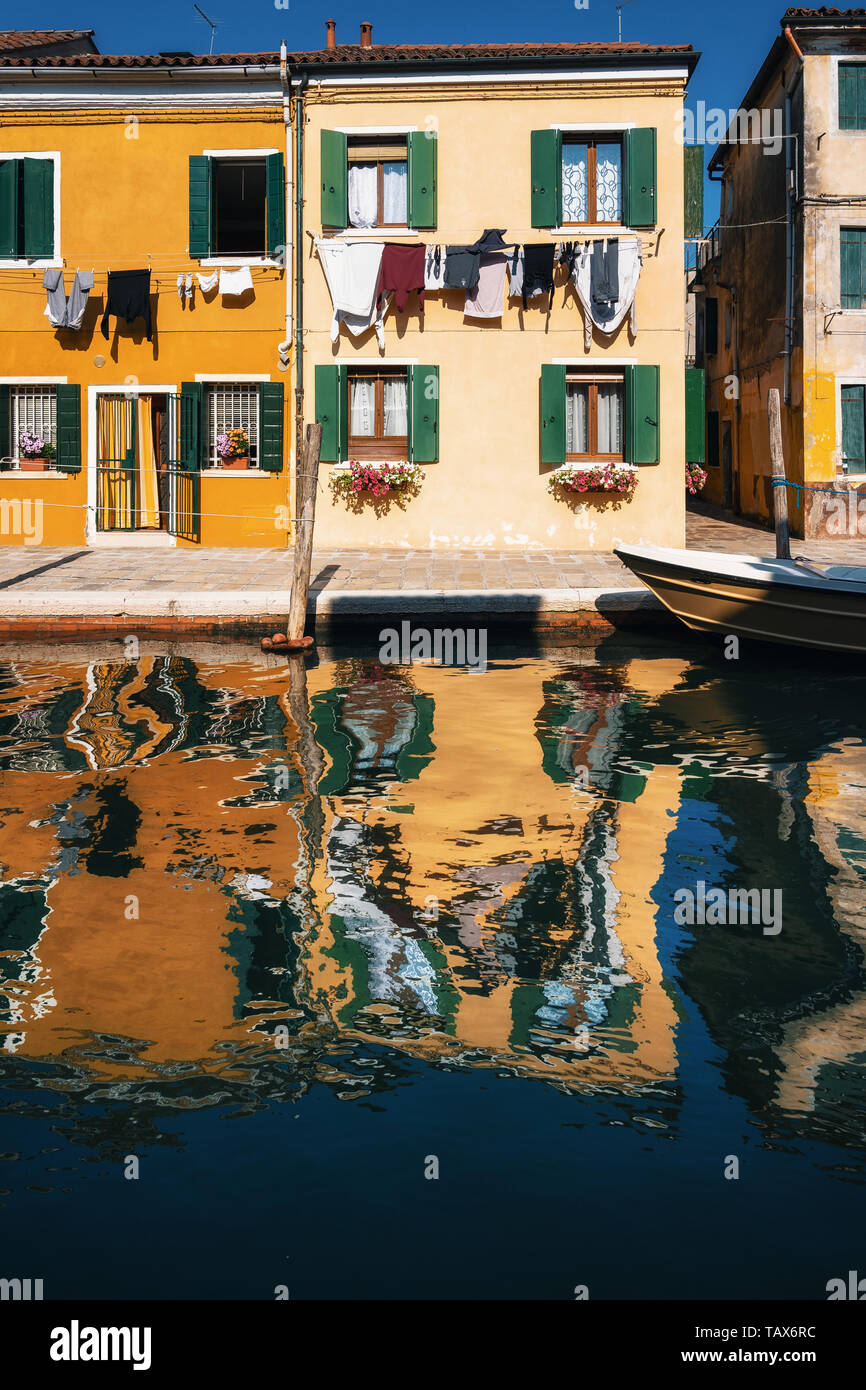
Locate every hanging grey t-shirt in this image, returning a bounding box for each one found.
[443,246,481,291]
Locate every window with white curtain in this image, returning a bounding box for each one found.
[347,371,409,458]
[347,137,408,228]
[566,375,624,458]
[562,137,622,225]
[11,386,57,455]
[207,382,259,467]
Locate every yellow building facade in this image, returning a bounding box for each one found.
[0,29,699,551]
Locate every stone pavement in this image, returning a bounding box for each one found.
[1,503,862,596]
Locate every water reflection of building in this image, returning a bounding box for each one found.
[0,652,683,1102]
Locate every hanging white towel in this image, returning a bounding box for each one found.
[571,236,642,349]
[316,238,389,348]
[219,266,254,296]
[197,270,219,293]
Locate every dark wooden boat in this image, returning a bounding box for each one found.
[615,544,866,654]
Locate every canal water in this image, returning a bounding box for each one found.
[1,635,864,1300]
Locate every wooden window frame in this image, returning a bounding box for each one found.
[346,368,409,460]
[561,134,624,228]
[565,371,625,462]
[347,137,408,230]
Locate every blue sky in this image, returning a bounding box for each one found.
[11,0,792,220]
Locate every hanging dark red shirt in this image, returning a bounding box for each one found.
[376,243,426,313]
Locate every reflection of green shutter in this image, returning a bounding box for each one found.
[624,128,657,227]
[409,364,438,462]
[685,367,705,463]
[321,129,347,228]
[407,130,437,228]
[315,363,345,462]
[188,155,212,258]
[0,384,9,459]
[258,382,284,472]
[531,129,561,228]
[624,365,659,464]
[22,159,53,258]
[180,381,203,471]
[55,384,81,473]
[266,152,286,257]
[394,694,435,782]
[311,688,354,795]
[683,144,704,238]
[540,363,566,464]
[0,158,19,258]
[509,982,547,1048]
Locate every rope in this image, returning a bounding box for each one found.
[769,478,859,496]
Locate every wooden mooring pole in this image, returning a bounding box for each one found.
[262,421,322,653]
[767,388,791,560]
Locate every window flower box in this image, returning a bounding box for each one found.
[329,460,425,500]
[216,427,252,470]
[686,462,708,495]
[548,461,638,501]
[18,432,55,472]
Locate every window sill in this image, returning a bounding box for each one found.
[331,227,414,238]
[197,257,280,268]
[200,467,267,476]
[0,467,65,477]
[332,459,409,467]
[0,259,62,270]
[549,226,631,237]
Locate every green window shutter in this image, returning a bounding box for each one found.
[258,382,284,472]
[409,365,439,463]
[22,158,54,259]
[624,128,657,228]
[842,385,866,472]
[266,152,286,257]
[407,131,437,229]
[188,156,212,259]
[0,158,19,259]
[841,227,866,309]
[531,129,561,229]
[55,384,81,473]
[685,367,706,463]
[838,63,866,130]
[321,130,348,229]
[180,381,204,471]
[624,365,660,464]
[683,145,704,239]
[540,363,566,464]
[0,384,9,459]
[315,363,345,462]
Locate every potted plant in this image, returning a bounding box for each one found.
[548,461,638,502]
[329,460,425,499]
[216,427,251,470]
[686,462,708,495]
[19,431,54,472]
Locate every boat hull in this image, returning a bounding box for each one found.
[615,545,866,654]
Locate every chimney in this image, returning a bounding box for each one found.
[360,22,373,47]
[325,19,336,49]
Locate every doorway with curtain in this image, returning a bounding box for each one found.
[95,392,169,534]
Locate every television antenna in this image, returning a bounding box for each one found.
[193,4,220,55]
[616,0,637,42]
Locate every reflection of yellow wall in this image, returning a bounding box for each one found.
[0,108,289,547]
[2,654,684,1095]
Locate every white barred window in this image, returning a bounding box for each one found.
[11,386,57,454]
[207,383,259,468]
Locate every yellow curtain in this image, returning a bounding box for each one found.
[136,396,160,528]
[97,396,135,530]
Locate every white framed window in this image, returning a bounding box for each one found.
[206,382,259,468]
[0,151,60,267]
[11,385,57,450]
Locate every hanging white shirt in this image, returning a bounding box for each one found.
[316,238,389,349]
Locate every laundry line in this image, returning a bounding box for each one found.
[0,496,315,525]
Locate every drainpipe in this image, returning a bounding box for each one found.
[279,41,292,359]
[294,69,309,465]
